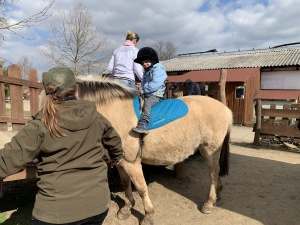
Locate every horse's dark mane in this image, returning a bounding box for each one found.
[77,77,137,105]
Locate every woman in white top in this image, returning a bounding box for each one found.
[107,30,144,89]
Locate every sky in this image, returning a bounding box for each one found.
[1,0,300,80]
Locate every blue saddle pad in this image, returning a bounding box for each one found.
[133,96,189,130]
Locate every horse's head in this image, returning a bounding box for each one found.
[77,76,137,105]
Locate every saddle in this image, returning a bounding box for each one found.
[133,96,189,130]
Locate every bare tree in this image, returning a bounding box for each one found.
[17,55,33,80]
[151,40,178,61]
[40,0,108,76]
[0,0,54,41]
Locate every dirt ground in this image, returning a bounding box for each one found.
[2,101,300,224]
[103,143,300,225]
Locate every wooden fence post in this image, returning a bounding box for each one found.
[8,64,24,131]
[219,69,227,105]
[167,90,172,99]
[0,61,7,131]
[254,99,261,145]
[28,68,40,114]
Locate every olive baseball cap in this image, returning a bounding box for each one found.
[42,66,82,93]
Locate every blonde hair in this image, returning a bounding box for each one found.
[126,30,139,42]
[42,83,77,137]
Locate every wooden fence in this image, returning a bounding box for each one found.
[0,61,43,131]
[0,62,43,188]
[254,99,300,145]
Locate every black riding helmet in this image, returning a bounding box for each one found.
[134,47,159,65]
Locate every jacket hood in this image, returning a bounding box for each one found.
[55,100,97,131]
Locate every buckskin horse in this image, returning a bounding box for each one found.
[77,77,232,225]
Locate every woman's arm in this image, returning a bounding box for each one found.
[0,121,43,179]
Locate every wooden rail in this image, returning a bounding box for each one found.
[254,99,300,145]
[0,62,43,131]
[0,62,42,186]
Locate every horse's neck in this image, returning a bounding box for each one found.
[96,99,136,129]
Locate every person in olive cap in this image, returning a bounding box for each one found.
[0,66,124,225]
[132,47,168,134]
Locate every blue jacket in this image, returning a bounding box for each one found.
[141,63,167,98]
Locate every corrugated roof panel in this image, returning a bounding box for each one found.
[289,50,300,64]
[163,48,300,72]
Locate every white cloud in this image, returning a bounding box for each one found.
[1,0,300,79]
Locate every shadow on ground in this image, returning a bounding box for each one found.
[1,148,299,225]
[0,179,37,225]
[108,148,300,225]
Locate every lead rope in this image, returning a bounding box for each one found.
[135,133,144,161]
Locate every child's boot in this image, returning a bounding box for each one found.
[132,119,149,134]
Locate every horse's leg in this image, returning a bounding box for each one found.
[121,159,154,225]
[216,176,223,201]
[116,164,135,220]
[201,150,221,214]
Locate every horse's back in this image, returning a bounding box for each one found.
[141,95,232,165]
[180,95,232,130]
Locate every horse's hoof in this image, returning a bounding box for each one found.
[141,214,154,225]
[117,207,131,220]
[201,203,213,214]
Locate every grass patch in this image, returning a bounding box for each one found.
[0,213,6,223]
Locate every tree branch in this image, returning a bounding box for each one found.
[0,1,54,30]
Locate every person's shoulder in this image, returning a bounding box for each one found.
[153,63,165,70]
[131,46,139,53]
[95,111,114,126]
[66,99,96,109]
[32,110,43,120]
[152,63,167,75]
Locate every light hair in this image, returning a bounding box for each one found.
[42,83,77,137]
[126,30,139,42]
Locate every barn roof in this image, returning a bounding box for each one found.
[166,68,259,83]
[162,48,300,72]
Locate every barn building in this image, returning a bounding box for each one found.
[162,47,300,125]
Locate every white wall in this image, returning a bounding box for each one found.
[261,71,300,89]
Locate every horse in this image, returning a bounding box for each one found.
[77,77,233,225]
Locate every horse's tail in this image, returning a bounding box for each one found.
[219,108,232,177]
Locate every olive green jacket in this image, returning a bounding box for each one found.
[0,99,123,223]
